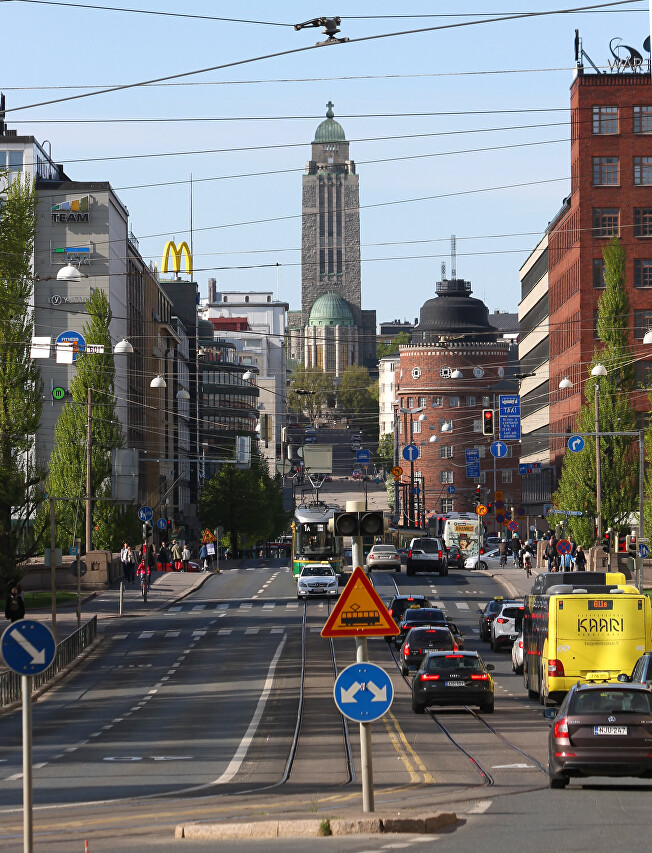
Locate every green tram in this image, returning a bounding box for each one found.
[291,502,343,580]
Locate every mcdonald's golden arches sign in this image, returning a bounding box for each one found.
[161,241,193,277]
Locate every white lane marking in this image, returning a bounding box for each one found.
[271,628,284,634]
[256,589,265,594]
[456,602,469,610]
[310,627,322,633]
[192,630,207,637]
[112,633,129,640]
[218,628,232,636]
[263,603,274,610]
[492,763,534,769]
[471,629,480,634]
[239,603,252,609]
[466,800,492,815]
[148,689,157,695]
[217,611,226,617]
[433,602,445,609]
[166,631,180,638]
[213,635,287,785]
[65,747,77,753]
[191,605,205,611]
[245,628,259,635]
[6,773,22,781]
[217,603,229,609]
[167,669,177,675]
[102,725,113,731]
[139,631,154,639]
[168,606,181,612]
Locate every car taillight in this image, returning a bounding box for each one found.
[553,716,569,739]
[518,640,523,649]
[438,550,442,560]
[470,673,490,681]
[548,659,565,677]
[403,644,410,655]
[496,617,508,624]
[408,550,412,558]
[453,643,458,651]
[388,609,393,616]
[419,674,440,681]
[480,547,484,555]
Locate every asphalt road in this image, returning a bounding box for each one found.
[0,565,651,851]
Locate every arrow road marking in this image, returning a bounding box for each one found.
[11,628,46,665]
[341,682,362,703]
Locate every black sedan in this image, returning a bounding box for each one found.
[395,607,447,647]
[545,683,652,788]
[412,651,495,714]
[400,626,457,675]
[445,545,464,570]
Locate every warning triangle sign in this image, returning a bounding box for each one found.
[201,529,217,543]
[321,566,399,638]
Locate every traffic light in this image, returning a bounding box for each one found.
[486,502,493,514]
[482,409,494,436]
[626,534,637,554]
[602,531,611,554]
[329,511,388,537]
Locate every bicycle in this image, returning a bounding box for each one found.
[139,571,148,602]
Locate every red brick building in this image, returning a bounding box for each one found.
[548,65,652,471]
[395,280,521,530]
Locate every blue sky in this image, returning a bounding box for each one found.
[2,1,650,323]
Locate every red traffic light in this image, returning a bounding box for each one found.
[482,409,494,436]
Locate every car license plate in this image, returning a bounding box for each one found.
[586,671,610,681]
[594,726,627,735]
[445,681,465,687]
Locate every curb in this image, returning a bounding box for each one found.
[175,811,458,840]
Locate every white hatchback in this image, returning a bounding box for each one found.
[511,632,524,673]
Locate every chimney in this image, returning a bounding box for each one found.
[208,278,217,303]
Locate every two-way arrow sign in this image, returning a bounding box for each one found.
[334,662,394,722]
[340,680,388,704]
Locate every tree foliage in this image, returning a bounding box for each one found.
[338,365,379,439]
[42,289,139,551]
[376,332,409,360]
[198,453,289,557]
[376,433,394,471]
[553,238,638,545]
[287,365,334,422]
[0,172,42,585]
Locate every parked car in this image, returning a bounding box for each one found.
[366,545,401,573]
[511,632,524,674]
[544,683,652,788]
[465,548,503,571]
[400,626,457,675]
[411,651,495,714]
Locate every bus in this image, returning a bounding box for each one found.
[523,585,650,704]
[291,502,343,580]
[429,512,483,561]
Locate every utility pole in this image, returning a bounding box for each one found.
[85,388,92,555]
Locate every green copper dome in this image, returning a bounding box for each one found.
[308,292,354,327]
[313,101,346,143]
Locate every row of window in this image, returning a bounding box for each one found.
[594,258,652,288]
[401,395,492,409]
[200,415,255,432]
[0,151,23,172]
[593,105,652,135]
[201,370,254,387]
[201,393,255,410]
[593,156,652,186]
[592,208,652,238]
[437,470,513,484]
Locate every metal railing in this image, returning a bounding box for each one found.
[0,617,97,708]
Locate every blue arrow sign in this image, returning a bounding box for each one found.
[1,620,56,675]
[490,441,508,459]
[156,517,168,530]
[334,662,394,723]
[568,435,585,453]
[402,444,419,462]
[446,485,456,494]
[639,543,649,559]
[356,449,371,463]
[138,505,153,523]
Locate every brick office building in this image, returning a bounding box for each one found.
[546,52,652,472]
[394,279,520,527]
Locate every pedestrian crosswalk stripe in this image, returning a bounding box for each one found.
[218,628,232,635]
[191,605,205,611]
[139,631,154,639]
[457,602,469,610]
[165,631,180,638]
[245,627,259,635]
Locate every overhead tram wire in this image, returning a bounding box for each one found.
[3,1,641,115]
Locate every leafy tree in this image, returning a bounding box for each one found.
[198,452,289,557]
[338,365,379,439]
[377,331,410,360]
[43,289,138,551]
[553,237,637,545]
[0,172,42,585]
[376,433,394,471]
[287,365,333,422]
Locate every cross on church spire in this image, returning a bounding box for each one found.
[326,101,334,118]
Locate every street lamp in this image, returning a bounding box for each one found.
[113,338,134,355]
[644,328,652,345]
[150,375,166,388]
[591,363,607,542]
[558,377,573,390]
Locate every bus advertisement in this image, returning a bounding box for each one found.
[439,513,483,560]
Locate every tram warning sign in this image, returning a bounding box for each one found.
[321,566,399,638]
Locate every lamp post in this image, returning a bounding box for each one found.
[591,363,607,542]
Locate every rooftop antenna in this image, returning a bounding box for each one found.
[574,28,601,74]
[0,93,5,135]
[276,262,280,301]
[450,235,457,280]
[189,172,194,270]
[440,261,446,281]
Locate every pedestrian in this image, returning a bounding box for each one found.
[181,543,191,572]
[545,537,559,572]
[573,545,587,571]
[120,541,130,583]
[5,586,25,622]
[199,543,208,571]
[158,541,170,572]
[146,544,156,589]
[126,545,136,583]
[170,539,182,571]
[561,550,573,571]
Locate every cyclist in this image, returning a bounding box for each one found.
[498,539,508,568]
[137,561,150,600]
[523,550,533,577]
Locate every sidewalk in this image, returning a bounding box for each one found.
[486,560,537,599]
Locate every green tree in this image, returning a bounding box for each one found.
[376,331,410,360]
[43,289,138,551]
[553,237,638,545]
[287,365,333,422]
[0,172,42,585]
[338,365,379,439]
[198,452,289,557]
[376,433,394,471]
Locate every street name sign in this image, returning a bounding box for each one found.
[322,566,399,638]
[334,662,394,722]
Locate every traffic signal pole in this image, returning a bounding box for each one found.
[347,500,365,570]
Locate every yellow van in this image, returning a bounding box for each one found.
[523,587,651,704]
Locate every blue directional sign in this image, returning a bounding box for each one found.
[1,620,56,675]
[499,394,521,441]
[333,662,394,723]
[138,505,153,523]
[413,486,420,496]
[55,330,86,362]
[402,444,419,462]
[568,435,585,453]
[446,485,456,494]
[490,441,508,459]
[356,449,371,464]
[466,462,481,478]
[639,543,650,559]
[465,449,480,464]
[518,463,530,475]
[499,395,521,417]
[156,517,168,530]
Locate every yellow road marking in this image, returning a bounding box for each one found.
[387,709,435,784]
[382,715,420,782]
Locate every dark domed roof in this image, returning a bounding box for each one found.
[314,102,346,144]
[414,279,498,340]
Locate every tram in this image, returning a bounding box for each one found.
[291,502,343,580]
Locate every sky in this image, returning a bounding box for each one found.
[2,1,651,325]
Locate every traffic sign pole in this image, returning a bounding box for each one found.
[22,675,33,853]
[356,637,374,813]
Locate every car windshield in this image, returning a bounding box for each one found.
[412,540,440,553]
[403,609,445,625]
[301,566,333,577]
[373,546,396,553]
[569,689,652,715]
[409,628,453,646]
[486,600,504,614]
[425,655,484,674]
[502,607,523,619]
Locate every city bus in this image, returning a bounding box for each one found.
[429,512,483,561]
[523,585,650,704]
[291,502,343,580]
